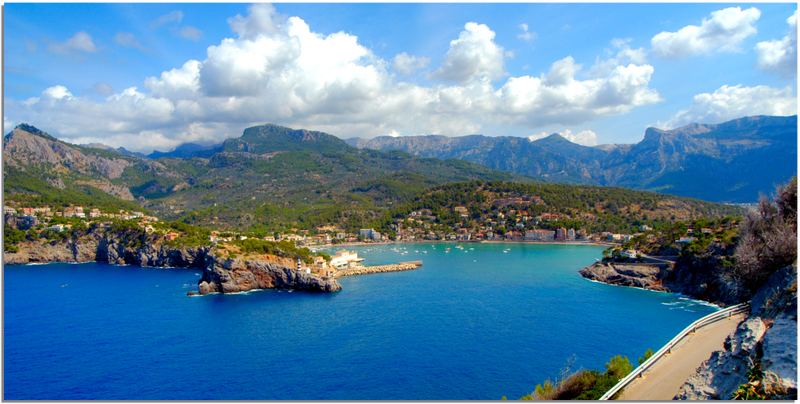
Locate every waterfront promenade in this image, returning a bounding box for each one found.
[617,311,747,400]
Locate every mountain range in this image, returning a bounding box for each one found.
[348,115,797,202]
[4,116,790,232]
[3,123,523,231]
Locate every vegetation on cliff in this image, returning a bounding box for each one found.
[732,360,794,400]
[225,238,324,264]
[592,177,796,305]
[5,166,143,213]
[734,177,797,296]
[513,352,647,400]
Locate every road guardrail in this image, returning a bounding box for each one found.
[599,302,750,400]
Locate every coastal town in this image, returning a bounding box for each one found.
[0,198,749,293]
[3,202,645,248]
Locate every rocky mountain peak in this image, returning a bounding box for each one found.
[530,133,569,144]
[228,123,350,154]
[11,123,55,139]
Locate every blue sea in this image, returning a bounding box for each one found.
[4,243,716,400]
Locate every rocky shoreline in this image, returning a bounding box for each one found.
[197,255,340,294]
[582,259,797,399]
[579,257,741,306]
[4,228,340,295]
[579,261,669,291]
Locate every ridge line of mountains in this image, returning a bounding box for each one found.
[2,114,795,231]
[133,115,796,203]
[347,115,797,203]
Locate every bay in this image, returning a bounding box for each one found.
[3,242,716,400]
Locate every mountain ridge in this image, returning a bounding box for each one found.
[349,115,797,202]
[3,122,525,231]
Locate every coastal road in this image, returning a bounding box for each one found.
[618,312,746,400]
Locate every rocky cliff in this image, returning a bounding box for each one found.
[579,262,669,291]
[4,229,209,268]
[197,255,341,294]
[676,266,797,400]
[579,257,741,306]
[4,227,339,294]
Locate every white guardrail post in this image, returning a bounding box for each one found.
[598,302,749,400]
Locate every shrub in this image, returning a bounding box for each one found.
[638,348,654,365]
[4,225,27,251]
[557,370,601,399]
[528,379,556,400]
[734,178,797,295]
[605,355,633,379]
[518,352,637,400]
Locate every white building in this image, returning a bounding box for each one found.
[359,228,381,241]
[330,250,364,269]
[621,249,639,259]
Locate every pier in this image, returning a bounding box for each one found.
[336,260,422,277]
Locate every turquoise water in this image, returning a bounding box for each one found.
[4,243,716,400]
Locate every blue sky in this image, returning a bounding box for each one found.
[4,3,798,152]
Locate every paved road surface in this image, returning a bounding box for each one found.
[618,313,746,400]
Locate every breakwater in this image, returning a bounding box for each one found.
[337,260,422,277]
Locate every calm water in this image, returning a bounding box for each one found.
[4,243,716,400]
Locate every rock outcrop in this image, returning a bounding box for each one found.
[761,313,798,391]
[197,255,341,294]
[579,262,668,290]
[675,265,797,400]
[4,239,89,265]
[4,229,208,268]
[676,318,766,399]
[5,228,341,294]
[579,253,742,306]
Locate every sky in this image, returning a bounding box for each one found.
[4,2,798,152]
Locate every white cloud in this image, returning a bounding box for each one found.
[528,128,598,146]
[5,7,662,152]
[392,52,430,75]
[755,10,797,77]
[144,60,201,99]
[152,11,184,29]
[664,84,797,128]
[49,31,97,54]
[114,32,144,50]
[589,39,648,77]
[434,22,505,83]
[651,7,761,58]
[43,85,73,100]
[496,57,660,126]
[179,26,203,41]
[517,23,536,42]
[228,4,281,39]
